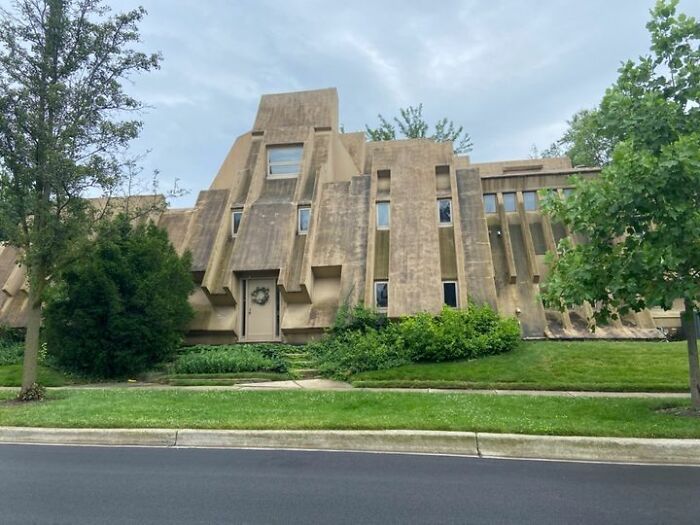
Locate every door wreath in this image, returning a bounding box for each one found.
[251,286,270,305]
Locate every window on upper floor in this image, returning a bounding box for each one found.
[437,198,452,226]
[298,206,311,235]
[443,281,458,308]
[523,191,538,211]
[483,194,497,213]
[376,201,390,230]
[231,209,243,237]
[503,192,517,212]
[375,281,388,310]
[267,144,303,179]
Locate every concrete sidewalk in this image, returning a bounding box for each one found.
[0,426,698,466]
[0,379,690,398]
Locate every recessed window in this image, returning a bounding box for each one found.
[298,206,311,235]
[483,194,497,214]
[376,201,390,230]
[267,144,303,179]
[437,198,452,226]
[523,191,538,211]
[374,281,388,310]
[503,192,517,212]
[231,209,243,237]
[443,281,458,308]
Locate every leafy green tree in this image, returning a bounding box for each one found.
[0,1,160,397]
[366,104,474,153]
[541,0,700,410]
[44,215,194,379]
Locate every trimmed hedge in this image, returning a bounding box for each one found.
[171,344,289,374]
[309,304,520,380]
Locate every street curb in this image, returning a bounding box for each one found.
[0,427,698,465]
[476,433,700,465]
[176,429,479,455]
[0,427,176,447]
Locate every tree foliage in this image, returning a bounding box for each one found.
[0,0,161,394]
[44,215,194,379]
[541,0,700,408]
[365,103,474,153]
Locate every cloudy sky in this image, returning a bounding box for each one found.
[11,0,700,207]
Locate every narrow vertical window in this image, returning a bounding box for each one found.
[267,144,303,179]
[443,281,458,308]
[503,192,517,212]
[437,198,452,225]
[298,206,311,234]
[232,210,243,237]
[376,201,390,230]
[374,281,388,310]
[523,191,538,211]
[483,194,497,213]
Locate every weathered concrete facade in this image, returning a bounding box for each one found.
[0,88,680,342]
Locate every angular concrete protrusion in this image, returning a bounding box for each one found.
[496,195,517,284]
[455,169,498,309]
[516,193,540,283]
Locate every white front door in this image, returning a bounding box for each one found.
[245,278,277,341]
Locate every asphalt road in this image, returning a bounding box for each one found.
[0,445,698,524]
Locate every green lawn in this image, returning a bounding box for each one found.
[0,364,72,387]
[0,389,697,438]
[352,340,690,391]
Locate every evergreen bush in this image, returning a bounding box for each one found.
[44,215,194,378]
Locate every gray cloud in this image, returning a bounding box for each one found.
[5,0,699,206]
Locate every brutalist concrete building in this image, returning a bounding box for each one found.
[0,88,680,343]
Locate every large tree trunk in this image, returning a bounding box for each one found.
[683,299,700,411]
[20,291,42,396]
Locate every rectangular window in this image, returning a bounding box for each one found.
[443,281,458,308]
[503,192,517,212]
[376,201,390,230]
[267,144,303,179]
[563,188,574,198]
[483,194,497,213]
[298,206,311,234]
[437,198,452,225]
[523,191,538,211]
[374,281,388,310]
[231,210,243,237]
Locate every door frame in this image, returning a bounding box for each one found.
[240,276,281,342]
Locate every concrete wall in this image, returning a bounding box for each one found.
[0,88,679,341]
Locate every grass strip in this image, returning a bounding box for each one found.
[0,389,698,438]
[351,340,690,392]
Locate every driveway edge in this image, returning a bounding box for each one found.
[0,427,698,465]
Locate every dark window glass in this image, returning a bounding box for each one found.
[298,207,311,234]
[438,199,452,224]
[375,281,388,309]
[443,282,458,307]
[503,192,517,212]
[232,211,243,236]
[483,194,497,213]
[376,202,390,229]
[523,191,538,211]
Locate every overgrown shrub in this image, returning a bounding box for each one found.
[311,303,520,379]
[44,215,194,379]
[0,326,24,366]
[171,344,289,374]
[308,328,410,379]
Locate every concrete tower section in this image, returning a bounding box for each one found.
[0,88,679,343]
